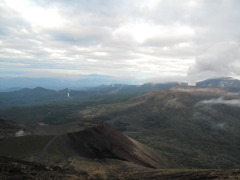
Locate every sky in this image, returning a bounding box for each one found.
[0,0,240,84]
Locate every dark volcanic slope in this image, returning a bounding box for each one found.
[0,120,165,169]
[57,122,165,169]
[78,86,240,168]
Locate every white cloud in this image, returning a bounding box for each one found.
[198,97,240,107]
[0,0,240,83]
[6,0,63,28]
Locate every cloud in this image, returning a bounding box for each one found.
[187,0,240,82]
[188,41,240,83]
[0,0,240,83]
[173,87,221,93]
[198,96,240,107]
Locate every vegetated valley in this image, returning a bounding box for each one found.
[1,77,240,179]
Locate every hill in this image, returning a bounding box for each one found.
[1,119,240,180]
[77,86,240,169]
[0,120,166,169]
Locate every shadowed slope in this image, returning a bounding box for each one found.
[56,122,166,168]
[0,120,166,169]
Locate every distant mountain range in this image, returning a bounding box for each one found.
[0,82,186,110]
[1,76,240,92]
[2,76,240,110]
[0,74,136,91]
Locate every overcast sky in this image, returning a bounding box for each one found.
[0,0,240,83]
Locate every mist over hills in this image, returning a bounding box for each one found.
[196,77,240,93]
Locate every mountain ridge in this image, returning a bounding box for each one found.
[77,86,240,168]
